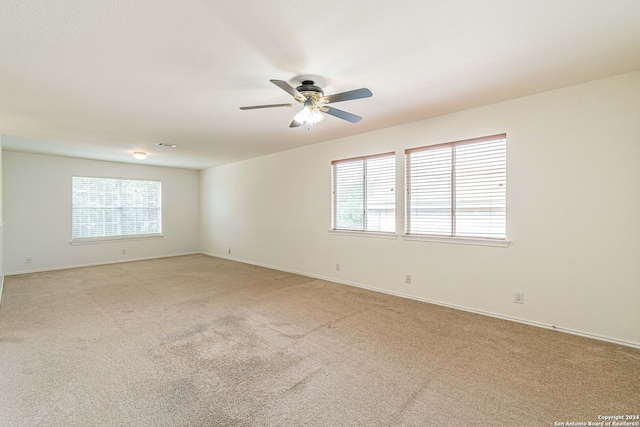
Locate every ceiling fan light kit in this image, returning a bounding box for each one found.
[292,99,324,130]
[240,78,372,130]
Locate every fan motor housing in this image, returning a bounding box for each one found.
[296,80,324,100]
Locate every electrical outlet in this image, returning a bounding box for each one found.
[405,275,412,284]
[122,249,126,254]
[336,263,341,271]
[25,256,32,264]
[514,291,524,304]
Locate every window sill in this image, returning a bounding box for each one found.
[402,234,510,247]
[329,230,398,240]
[70,234,163,245]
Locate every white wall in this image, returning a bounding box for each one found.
[3,151,200,274]
[201,71,640,347]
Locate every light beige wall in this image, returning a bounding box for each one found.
[3,151,201,274]
[201,71,640,346]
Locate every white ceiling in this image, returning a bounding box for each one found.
[1,0,639,170]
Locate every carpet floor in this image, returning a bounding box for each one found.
[0,254,638,426]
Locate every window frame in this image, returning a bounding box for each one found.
[71,176,163,244]
[331,152,397,236]
[404,134,508,246]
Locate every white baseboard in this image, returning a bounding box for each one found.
[4,252,201,276]
[204,252,640,350]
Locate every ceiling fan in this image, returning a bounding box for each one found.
[240,79,373,130]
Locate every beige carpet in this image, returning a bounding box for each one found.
[0,255,638,426]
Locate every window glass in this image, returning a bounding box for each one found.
[406,135,506,239]
[72,177,162,241]
[332,153,395,233]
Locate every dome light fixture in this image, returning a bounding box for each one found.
[133,151,147,160]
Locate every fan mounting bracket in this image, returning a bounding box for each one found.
[290,74,327,88]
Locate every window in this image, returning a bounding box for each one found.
[72,177,162,241]
[332,153,395,233]
[406,134,506,239]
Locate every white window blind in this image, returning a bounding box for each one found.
[72,177,162,241]
[406,134,506,239]
[332,153,396,233]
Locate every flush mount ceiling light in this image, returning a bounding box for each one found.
[132,151,147,160]
[240,78,372,130]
